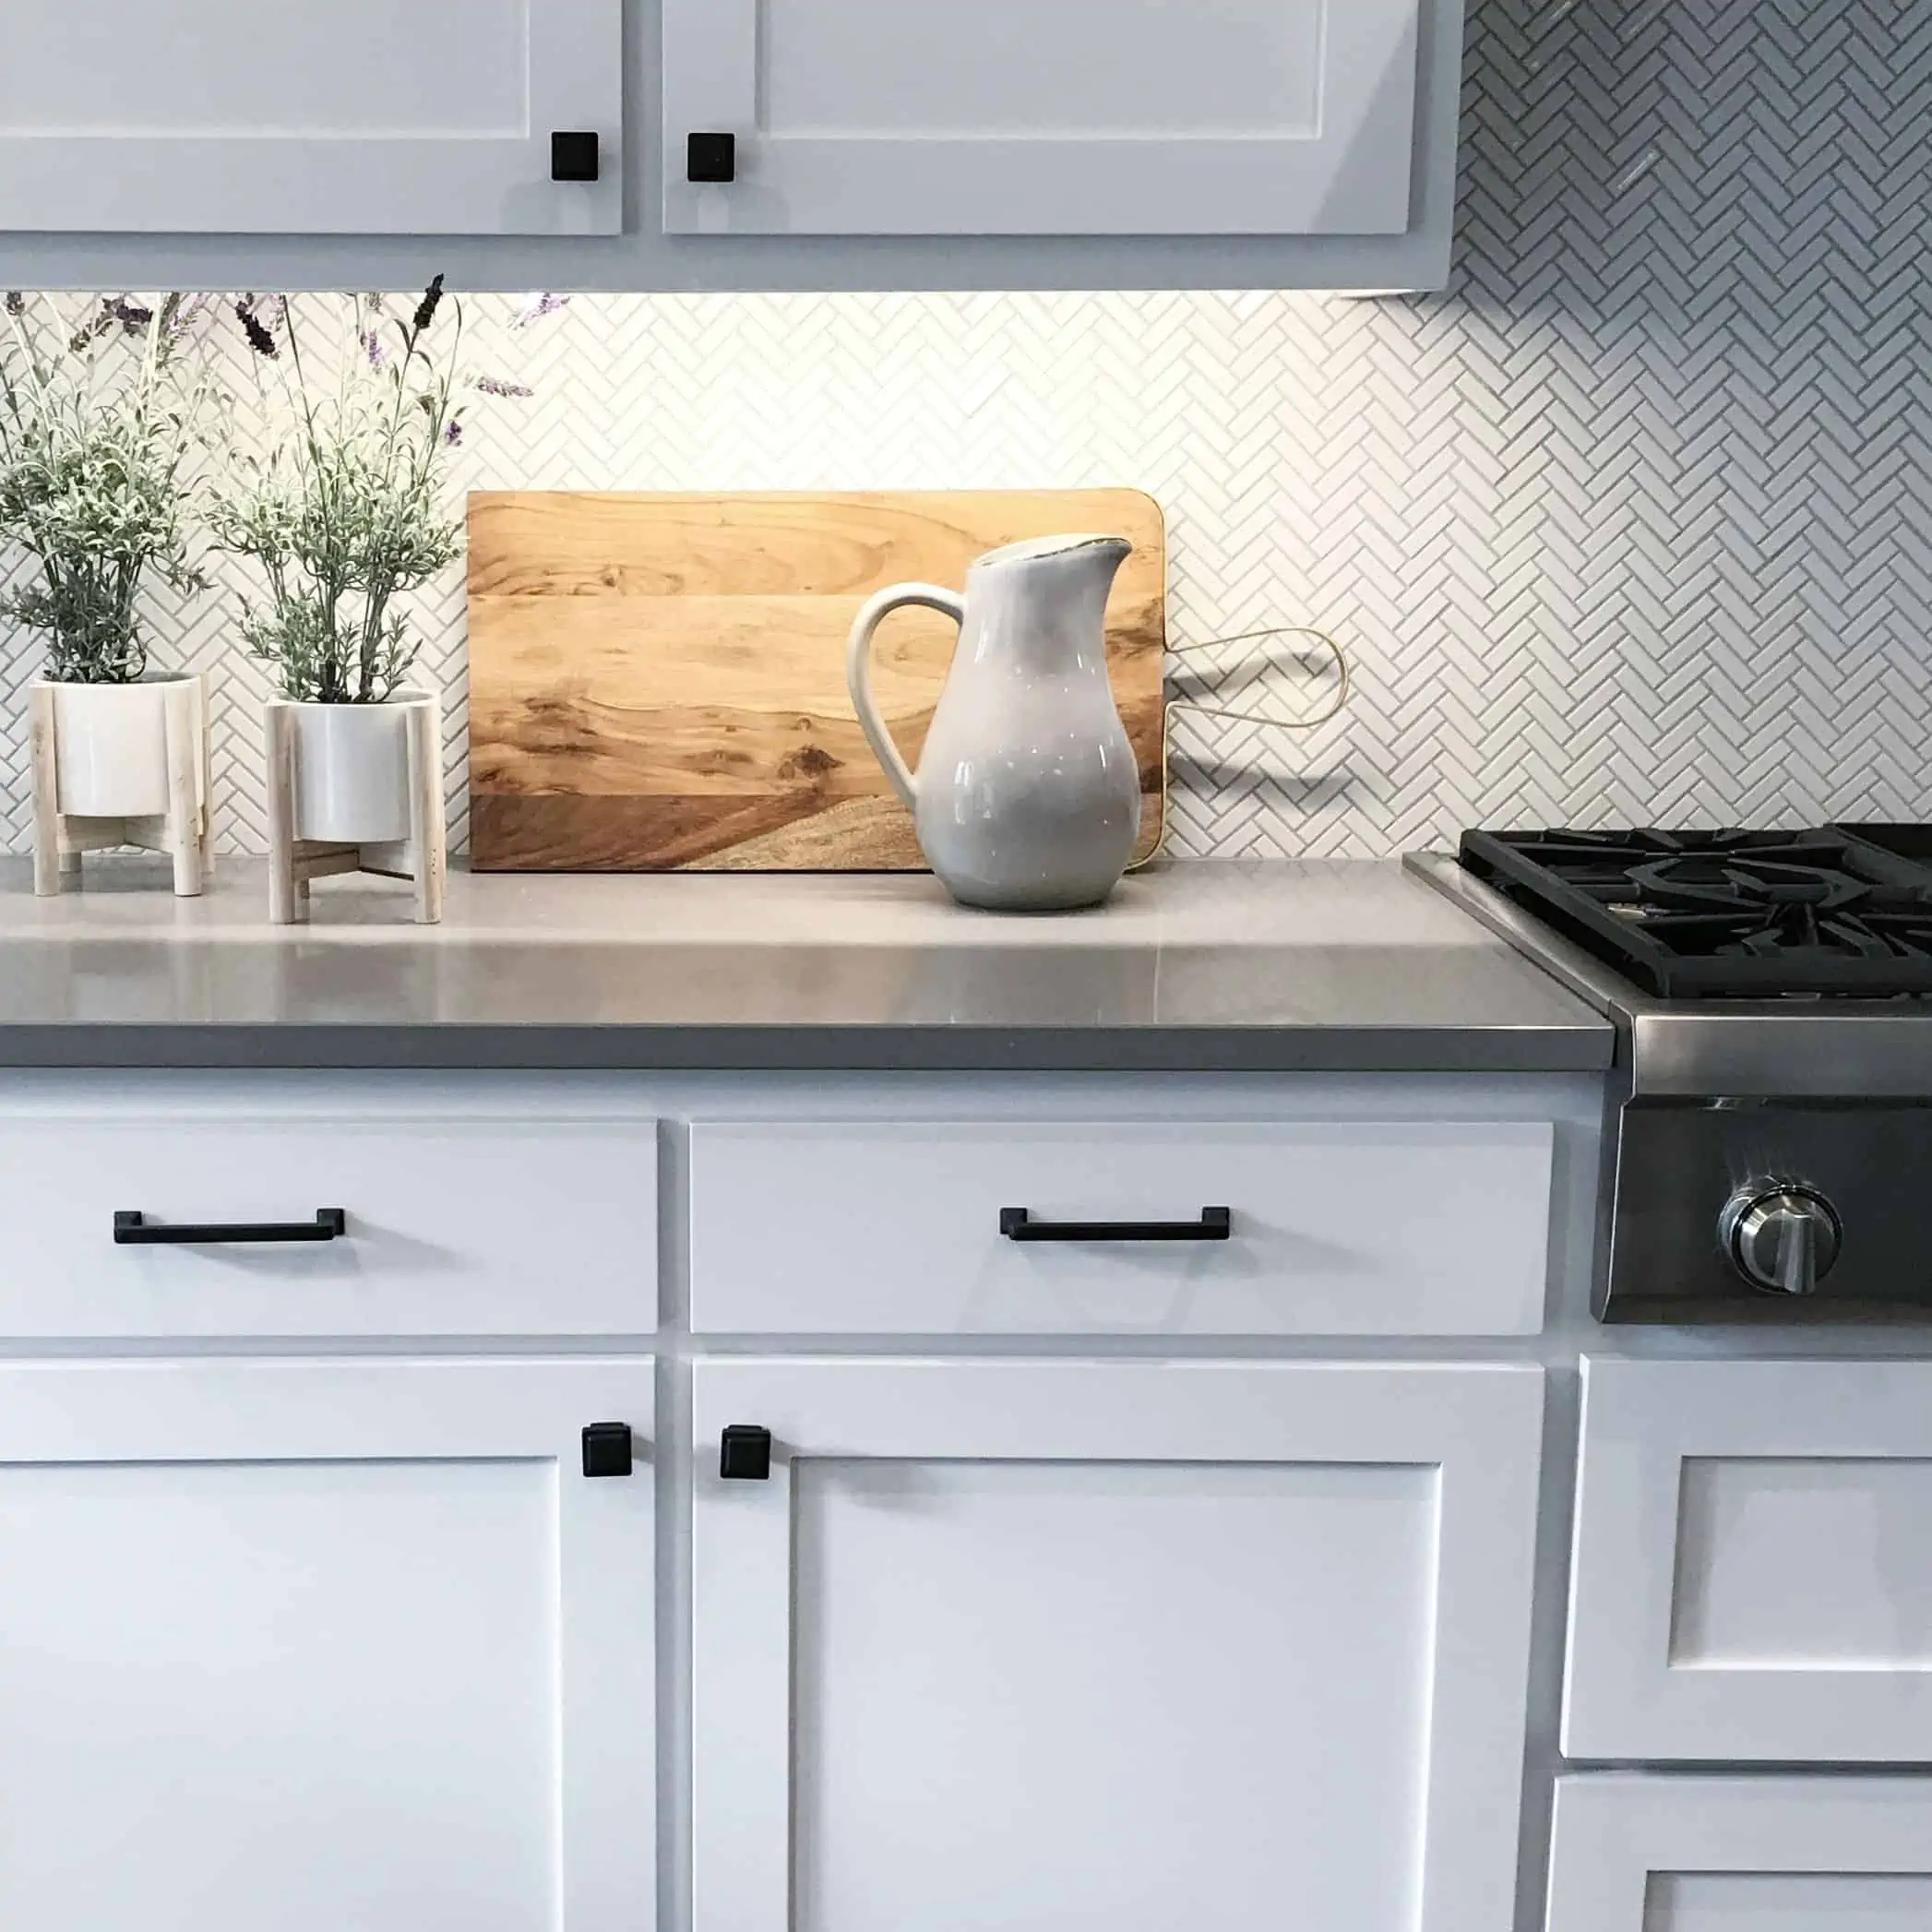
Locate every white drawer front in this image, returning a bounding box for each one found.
[1546,1776,1932,1932]
[1566,1357,1932,1763]
[689,1119,1553,1335]
[0,1113,657,1338]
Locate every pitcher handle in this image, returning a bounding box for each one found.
[845,582,965,811]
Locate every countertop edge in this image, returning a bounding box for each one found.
[0,1022,1617,1076]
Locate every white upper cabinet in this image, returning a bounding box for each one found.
[664,0,1434,237]
[0,0,1463,280]
[0,0,621,233]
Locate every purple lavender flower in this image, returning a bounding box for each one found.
[3,292,22,317]
[110,297,154,334]
[235,302,277,358]
[364,328,388,370]
[512,292,569,329]
[444,418,465,447]
[165,292,211,341]
[68,304,117,353]
[471,374,533,398]
[412,274,446,332]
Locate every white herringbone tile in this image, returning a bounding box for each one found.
[3,0,1930,858]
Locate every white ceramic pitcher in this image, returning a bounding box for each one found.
[846,533,1140,912]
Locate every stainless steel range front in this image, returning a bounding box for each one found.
[1409,832,1932,1323]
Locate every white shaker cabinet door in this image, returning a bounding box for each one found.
[1565,1356,1932,1763]
[664,0,1435,236]
[692,1358,1543,1932]
[0,1358,655,1932]
[0,0,619,233]
[1547,1777,1932,1932]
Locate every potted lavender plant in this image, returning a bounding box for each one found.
[2,293,217,891]
[209,282,462,855]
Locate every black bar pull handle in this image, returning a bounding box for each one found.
[999,1206,1233,1244]
[113,1209,349,1246]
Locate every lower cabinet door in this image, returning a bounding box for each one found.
[692,1358,1544,1932]
[0,1357,655,1932]
[1566,1357,1932,1762]
[1547,1776,1932,1931]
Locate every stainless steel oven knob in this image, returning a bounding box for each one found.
[1719,1186,1843,1296]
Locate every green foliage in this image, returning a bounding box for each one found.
[209,284,463,706]
[0,294,213,684]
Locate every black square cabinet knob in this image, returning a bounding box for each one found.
[551,131,601,183]
[687,131,737,185]
[720,1424,772,1481]
[581,1422,634,1478]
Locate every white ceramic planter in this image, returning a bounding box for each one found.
[287,696,416,845]
[265,686,446,924]
[29,670,211,896]
[44,672,191,817]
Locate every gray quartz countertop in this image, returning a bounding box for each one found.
[0,856,1612,1072]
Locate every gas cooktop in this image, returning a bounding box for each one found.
[1459,825,1932,1000]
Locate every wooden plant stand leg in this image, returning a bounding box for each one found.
[406,687,446,924]
[29,684,62,897]
[162,674,207,897]
[265,699,300,924]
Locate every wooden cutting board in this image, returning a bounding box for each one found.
[466,489,1166,871]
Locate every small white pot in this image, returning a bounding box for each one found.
[29,667,211,897]
[265,685,445,924]
[45,672,196,817]
[288,695,420,844]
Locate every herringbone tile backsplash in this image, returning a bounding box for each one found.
[5,0,1930,861]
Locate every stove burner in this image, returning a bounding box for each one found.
[1458,826,1932,998]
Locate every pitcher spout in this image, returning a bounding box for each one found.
[977,531,1131,588]
[968,532,1132,674]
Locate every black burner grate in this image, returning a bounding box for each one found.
[1459,826,1932,998]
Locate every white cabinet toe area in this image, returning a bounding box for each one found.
[1547,1777,1932,1932]
[0,1357,655,1932]
[692,1359,1544,1932]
